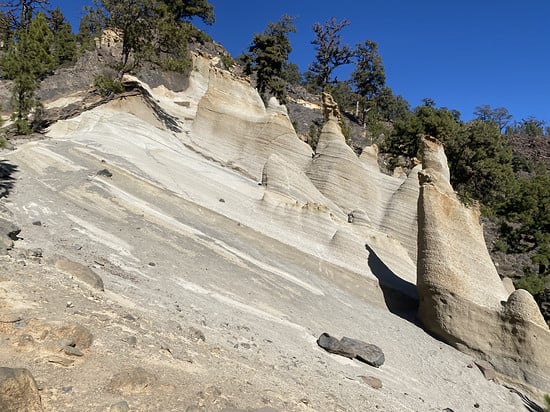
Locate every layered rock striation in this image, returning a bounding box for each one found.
[417,136,550,397]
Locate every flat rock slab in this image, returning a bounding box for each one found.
[317,333,385,367]
[55,257,104,291]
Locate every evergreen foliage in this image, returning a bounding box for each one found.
[506,117,547,137]
[307,17,354,92]
[0,0,50,30]
[93,72,124,96]
[473,104,512,132]
[161,0,214,24]
[445,120,515,208]
[1,11,54,134]
[0,10,10,49]
[86,0,215,74]
[384,102,461,161]
[77,6,105,51]
[501,168,550,275]
[351,40,385,101]
[244,15,296,104]
[47,7,76,66]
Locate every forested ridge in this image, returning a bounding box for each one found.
[0,0,548,297]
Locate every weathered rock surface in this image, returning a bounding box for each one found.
[417,135,550,397]
[108,368,158,394]
[317,333,385,367]
[0,367,43,412]
[190,64,312,180]
[0,52,533,411]
[55,257,105,291]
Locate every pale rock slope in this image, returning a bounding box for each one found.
[0,53,539,410]
[417,136,550,398]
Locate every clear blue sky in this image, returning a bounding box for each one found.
[52,0,549,124]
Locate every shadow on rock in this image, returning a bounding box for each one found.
[0,160,17,198]
[365,244,419,323]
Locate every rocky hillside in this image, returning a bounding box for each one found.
[0,43,548,411]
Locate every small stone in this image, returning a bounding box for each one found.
[0,314,22,323]
[360,375,383,389]
[66,302,74,308]
[126,336,137,347]
[317,333,385,367]
[31,221,42,226]
[108,368,157,394]
[97,169,113,178]
[47,356,75,367]
[56,257,104,291]
[317,333,354,359]
[188,327,205,343]
[148,262,156,267]
[17,334,35,347]
[340,336,385,367]
[63,346,83,357]
[219,198,225,203]
[29,248,42,258]
[50,322,94,349]
[474,403,480,408]
[62,386,72,393]
[110,400,130,412]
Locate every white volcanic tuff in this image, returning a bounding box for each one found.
[1,57,530,410]
[190,66,313,179]
[417,136,550,398]
[380,164,421,263]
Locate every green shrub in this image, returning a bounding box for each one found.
[514,274,547,295]
[493,239,509,253]
[544,394,550,411]
[220,54,233,70]
[94,74,124,97]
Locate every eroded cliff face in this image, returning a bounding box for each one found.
[417,136,550,397]
[0,51,544,410]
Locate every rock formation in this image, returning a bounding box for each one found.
[417,135,550,397]
[190,64,312,179]
[0,368,43,412]
[0,50,537,410]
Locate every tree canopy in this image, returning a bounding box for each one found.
[307,17,354,92]
[1,11,55,133]
[244,14,296,104]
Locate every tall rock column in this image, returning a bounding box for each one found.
[417,136,550,398]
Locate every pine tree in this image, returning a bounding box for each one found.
[352,40,386,102]
[77,5,105,51]
[160,0,214,24]
[47,7,76,66]
[307,17,354,92]
[246,15,296,104]
[1,0,50,30]
[1,11,54,133]
[99,0,157,69]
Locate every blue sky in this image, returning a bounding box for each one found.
[52,0,549,124]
